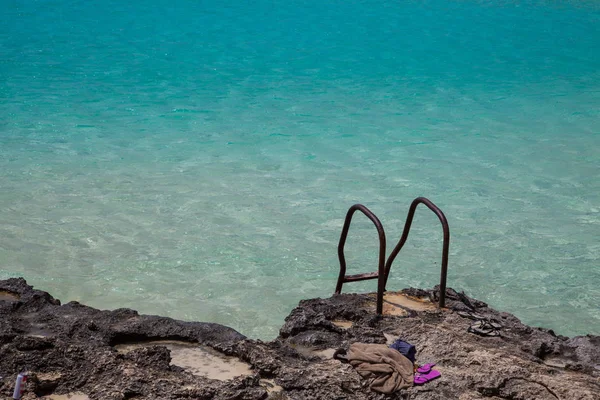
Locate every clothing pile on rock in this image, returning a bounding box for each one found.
[334,338,440,394]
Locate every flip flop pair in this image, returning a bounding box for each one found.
[414,369,441,385]
[458,310,502,337]
[468,320,501,337]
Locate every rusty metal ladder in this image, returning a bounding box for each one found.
[334,197,450,314]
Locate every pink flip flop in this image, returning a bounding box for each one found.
[414,369,441,385]
[416,363,436,374]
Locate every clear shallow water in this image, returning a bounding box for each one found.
[1,0,599,339]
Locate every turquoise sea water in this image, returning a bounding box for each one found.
[1,0,599,339]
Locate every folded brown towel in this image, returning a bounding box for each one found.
[347,343,414,394]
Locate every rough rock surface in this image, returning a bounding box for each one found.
[1,278,599,399]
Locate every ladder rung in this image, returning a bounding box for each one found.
[343,272,379,282]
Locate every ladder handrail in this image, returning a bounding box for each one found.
[383,197,450,308]
[335,204,387,314]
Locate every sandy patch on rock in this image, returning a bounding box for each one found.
[331,320,353,329]
[366,292,438,315]
[260,378,283,393]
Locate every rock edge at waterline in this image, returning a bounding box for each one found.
[1,278,598,399]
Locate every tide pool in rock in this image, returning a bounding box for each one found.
[0,291,19,302]
[0,0,599,339]
[43,394,90,400]
[114,341,253,381]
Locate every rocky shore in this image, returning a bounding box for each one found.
[1,278,598,399]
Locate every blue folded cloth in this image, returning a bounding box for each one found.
[389,339,416,363]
